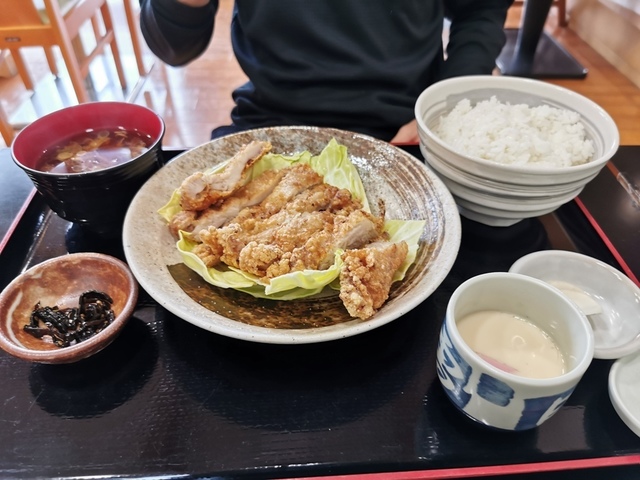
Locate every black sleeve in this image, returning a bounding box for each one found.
[139,0,218,66]
[440,0,513,80]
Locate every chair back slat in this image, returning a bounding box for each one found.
[62,0,103,37]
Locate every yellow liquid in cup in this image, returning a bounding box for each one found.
[457,310,566,379]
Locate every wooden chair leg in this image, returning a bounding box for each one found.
[123,0,148,76]
[44,47,59,77]
[9,49,35,91]
[58,37,91,103]
[557,0,568,27]
[99,3,128,91]
[0,103,15,146]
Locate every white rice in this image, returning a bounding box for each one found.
[434,96,595,167]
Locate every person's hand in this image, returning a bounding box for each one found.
[390,119,419,144]
[177,0,209,6]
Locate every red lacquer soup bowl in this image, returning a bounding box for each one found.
[11,101,165,236]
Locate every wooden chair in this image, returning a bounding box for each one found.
[0,103,15,146]
[122,0,150,76]
[0,0,127,104]
[513,0,568,27]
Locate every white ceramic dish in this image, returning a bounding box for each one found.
[414,75,619,227]
[415,75,619,186]
[510,250,640,359]
[454,205,523,228]
[422,155,594,231]
[609,351,640,437]
[438,173,583,211]
[421,144,595,198]
[437,272,594,431]
[123,126,461,344]
[454,196,560,227]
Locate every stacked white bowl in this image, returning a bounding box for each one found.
[415,75,620,227]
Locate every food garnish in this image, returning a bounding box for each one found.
[24,291,115,347]
[159,139,425,321]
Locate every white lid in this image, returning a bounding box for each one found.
[609,351,640,438]
[509,250,640,360]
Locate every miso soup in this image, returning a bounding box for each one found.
[37,128,153,174]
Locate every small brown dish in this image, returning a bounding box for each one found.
[0,252,138,364]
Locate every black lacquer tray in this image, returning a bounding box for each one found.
[1,146,639,480]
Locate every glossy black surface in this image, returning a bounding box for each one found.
[1,147,639,479]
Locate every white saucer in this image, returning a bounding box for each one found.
[609,351,640,437]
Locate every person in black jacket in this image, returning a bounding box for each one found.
[140,0,513,142]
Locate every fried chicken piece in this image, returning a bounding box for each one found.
[207,179,358,269]
[331,209,386,251]
[237,211,334,277]
[244,183,357,234]
[267,209,386,279]
[191,242,223,268]
[169,169,286,240]
[200,223,240,268]
[231,163,325,224]
[168,209,198,238]
[260,163,325,215]
[339,241,409,320]
[330,188,363,214]
[265,230,334,279]
[178,140,272,211]
[238,241,283,277]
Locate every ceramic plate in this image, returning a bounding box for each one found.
[609,351,640,438]
[123,126,461,344]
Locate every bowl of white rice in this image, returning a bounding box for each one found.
[415,75,619,226]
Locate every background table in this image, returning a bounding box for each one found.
[496,0,588,78]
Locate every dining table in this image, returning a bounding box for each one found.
[0,143,639,480]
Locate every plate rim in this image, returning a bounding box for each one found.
[122,126,461,344]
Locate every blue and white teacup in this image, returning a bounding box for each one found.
[436,272,594,431]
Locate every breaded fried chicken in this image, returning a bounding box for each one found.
[267,209,386,279]
[237,210,334,277]
[178,140,272,211]
[230,163,325,225]
[339,241,409,320]
[170,168,286,241]
[199,166,364,271]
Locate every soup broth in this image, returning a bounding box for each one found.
[37,128,152,174]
